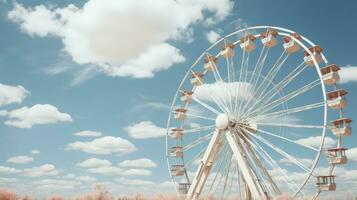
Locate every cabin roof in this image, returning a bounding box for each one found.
[326,89,347,99]
[260,29,278,38]
[182,91,194,95]
[317,175,336,178]
[191,72,204,78]
[283,32,302,43]
[239,34,256,43]
[175,108,187,113]
[320,64,340,75]
[221,43,235,50]
[304,45,323,56]
[331,118,352,126]
[171,128,184,131]
[204,55,217,63]
[327,147,347,152]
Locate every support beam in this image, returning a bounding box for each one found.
[226,132,267,199]
[185,129,223,200]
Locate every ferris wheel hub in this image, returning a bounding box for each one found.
[215,113,229,130]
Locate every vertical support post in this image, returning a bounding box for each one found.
[185,129,222,200]
[226,132,266,199]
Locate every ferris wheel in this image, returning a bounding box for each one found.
[165,26,352,200]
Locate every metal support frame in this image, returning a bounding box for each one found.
[185,129,222,200]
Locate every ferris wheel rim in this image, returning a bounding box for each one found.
[165,25,330,198]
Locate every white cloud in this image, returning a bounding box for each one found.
[8,3,77,37]
[115,177,154,186]
[0,177,17,184]
[0,166,21,174]
[118,158,157,168]
[347,148,357,162]
[194,81,254,102]
[124,121,166,139]
[296,136,336,149]
[31,150,40,154]
[7,155,34,164]
[339,65,357,84]
[0,83,29,106]
[77,158,151,177]
[67,136,136,155]
[8,0,233,79]
[77,158,112,168]
[1,104,73,128]
[76,176,97,182]
[87,166,123,176]
[206,30,220,43]
[22,164,59,177]
[87,166,151,177]
[279,157,314,167]
[33,178,81,190]
[73,130,102,137]
[121,169,152,176]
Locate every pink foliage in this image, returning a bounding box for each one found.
[45,195,66,200]
[0,188,17,200]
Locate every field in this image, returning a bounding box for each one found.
[0,187,309,200]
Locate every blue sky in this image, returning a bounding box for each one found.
[0,0,357,199]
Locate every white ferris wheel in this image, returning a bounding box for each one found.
[165,26,352,200]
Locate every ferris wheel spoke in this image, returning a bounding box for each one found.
[236,53,251,116]
[249,45,268,89]
[226,161,237,198]
[254,51,288,96]
[208,144,230,193]
[257,122,325,130]
[191,70,231,114]
[254,62,307,111]
[191,96,221,115]
[253,102,324,122]
[249,131,311,173]
[207,57,234,112]
[239,130,298,192]
[184,112,216,121]
[242,61,307,118]
[221,153,234,199]
[210,147,232,194]
[184,125,216,134]
[242,125,320,152]
[247,79,320,119]
[184,146,206,168]
[183,132,214,152]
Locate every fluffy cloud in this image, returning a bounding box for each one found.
[279,157,314,167]
[6,155,34,164]
[73,130,102,137]
[31,150,40,154]
[0,166,21,174]
[8,0,233,79]
[296,136,336,149]
[22,164,59,177]
[1,104,73,128]
[194,81,254,102]
[118,158,157,168]
[339,65,357,84]
[206,30,220,43]
[77,158,112,168]
[124,121,166,139]
[77,158,151,176]
[115,177,154,186]
[67,136,136,154]
[0,177,17,184]
[0,83,29,106]
[346,148,357,162]
[33,178,81,190]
